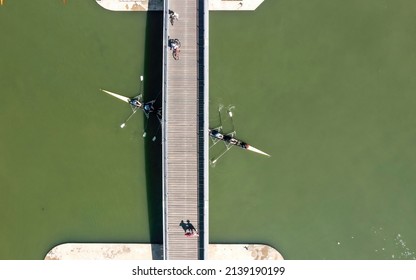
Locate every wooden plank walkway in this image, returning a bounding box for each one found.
[162,0,209,260]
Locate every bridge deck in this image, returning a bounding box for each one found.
[162,0,209,260]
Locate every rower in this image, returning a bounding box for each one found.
[223,134,233,143]
[143,103,154,114]
[130,99,142,108]
[239,142,249,149]
[210,129,224,140]
[229,138,238,145]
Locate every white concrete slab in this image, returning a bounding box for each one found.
[45,243,284,260]
[95,0,265,11]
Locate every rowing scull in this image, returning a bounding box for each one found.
[100,89,131,104]
[209,129,271,157]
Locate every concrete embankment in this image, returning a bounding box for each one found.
[95,0,265,11]
[45,243,283,260]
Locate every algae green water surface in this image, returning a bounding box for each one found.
[1,0,416,260]
[209,0,416,259]
[0,1,149,259]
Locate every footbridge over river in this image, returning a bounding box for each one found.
[161,0,209,260]
[92,0,269,260]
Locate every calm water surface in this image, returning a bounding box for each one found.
[209,0,416,260]
[1,0,416,259]
[0,1,149,259]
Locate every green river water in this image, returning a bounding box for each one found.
[1,0,416,260]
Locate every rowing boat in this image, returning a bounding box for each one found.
[209,128,270,158]
[246,145,271,157]
[100,89,131,104]
[100,80,161,130]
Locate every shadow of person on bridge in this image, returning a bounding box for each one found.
[186,220,197,233]
[179,219,198,233]
[179,220,188,232]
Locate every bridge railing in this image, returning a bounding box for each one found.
[197,0,209,260]
[161,0,169,261]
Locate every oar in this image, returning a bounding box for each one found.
[227,107,235,134]
[217,105,224,128]
[152,122,162,142]
[209,139,220,149]
[210,146,232,166]
[139,76,144,96]
[142,116,151,137]
[120,109,138,128]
